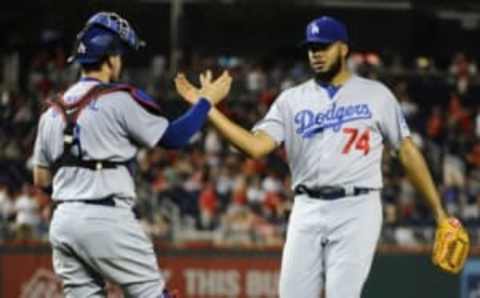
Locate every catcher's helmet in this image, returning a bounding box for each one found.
[68,12,145,64]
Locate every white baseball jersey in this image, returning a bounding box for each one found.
[253,75,410,190]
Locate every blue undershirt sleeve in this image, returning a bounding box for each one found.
[158,98,211,149]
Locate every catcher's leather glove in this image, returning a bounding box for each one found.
[432,217,469,274]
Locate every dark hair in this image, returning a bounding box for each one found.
[80,55,110,72]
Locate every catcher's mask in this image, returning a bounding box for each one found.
[68,12,146,65]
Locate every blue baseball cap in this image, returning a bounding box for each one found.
[302,16,349,45]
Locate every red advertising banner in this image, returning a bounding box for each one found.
[0,246,282,298]
[1,244,472,298]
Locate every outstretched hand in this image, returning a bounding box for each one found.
[175,70,232,106]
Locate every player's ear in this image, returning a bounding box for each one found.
[340,43,349,58]
[105,55,122,74]
[104,55,114,71]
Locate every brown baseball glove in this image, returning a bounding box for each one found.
[432,217,470,274]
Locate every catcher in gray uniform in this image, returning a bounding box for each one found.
[32,12,231,298]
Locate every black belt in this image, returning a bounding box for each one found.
[53,158,130,171]
[294,184,376,200]
[55,197,140,219]
[57,196,116,206]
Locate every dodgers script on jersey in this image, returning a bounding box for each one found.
[253,75,410,190]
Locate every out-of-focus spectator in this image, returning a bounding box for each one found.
[389,54,407,76]
[443,152,466,189]
[463,171,480,222]
[449,52,477,95]
[246,64,267,93]
[447,94,472,135]
[394,80,418,120]
[262,174,282,194]
[426,106,444,142]
[415,56,438,76]
[198,183,219,230]
[467,142,480,168]
[443,151,467,217]
[14,184,40,229]
[232,176,248,206]
[475,107,480,138]
[394,226,419,245]
[204,128,222,156]
[0,183,16,224]
[246,176,265,207]
[218,204,255,247]
[398,178,416,223]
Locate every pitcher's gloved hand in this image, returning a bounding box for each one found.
[432,217,469,274]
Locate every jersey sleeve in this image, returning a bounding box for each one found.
[115,92,169,149]
[378,87,411,150]
[33,112,51,167]
[252,93,286,144]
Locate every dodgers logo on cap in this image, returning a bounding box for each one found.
[302,16,349,45]
[311,24,320,35]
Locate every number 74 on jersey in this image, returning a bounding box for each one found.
[342,128,370,155]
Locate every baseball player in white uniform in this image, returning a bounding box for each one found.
[32,12,231,298]
[175,16,452,298]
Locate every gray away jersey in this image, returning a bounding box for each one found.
[253,75,410,189]
[33,81,169,200]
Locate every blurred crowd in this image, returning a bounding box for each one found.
[2,44,480,248]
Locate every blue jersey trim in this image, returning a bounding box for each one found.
[317,82,341,99]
